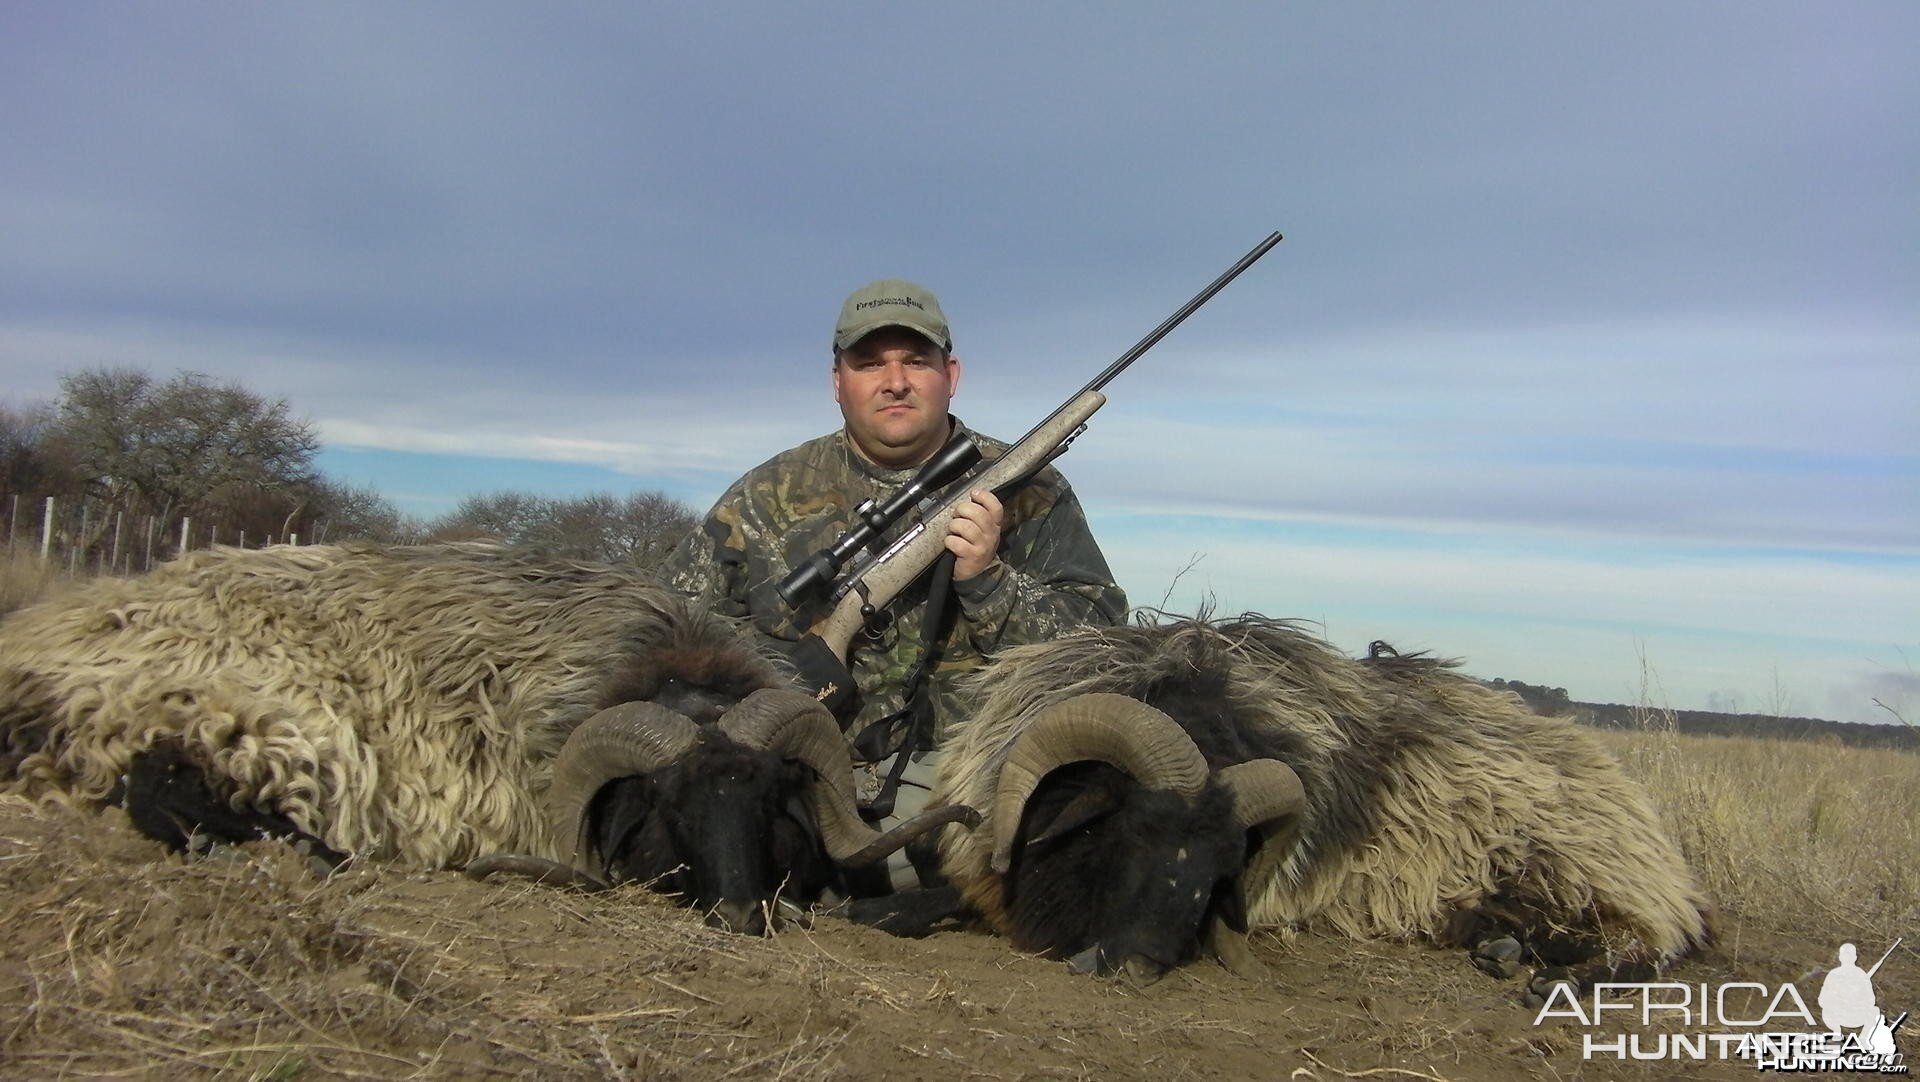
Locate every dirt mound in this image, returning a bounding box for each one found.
[0,799,1893,1080]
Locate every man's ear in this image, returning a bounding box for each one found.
[830,355,845,406]
[945,353,962,396]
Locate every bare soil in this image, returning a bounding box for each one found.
[1,800,1909,1081]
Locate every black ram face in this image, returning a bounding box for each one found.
[1002,762,1247,980]
[585,736,835,934]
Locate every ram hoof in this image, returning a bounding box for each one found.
[1470,936,1525,979]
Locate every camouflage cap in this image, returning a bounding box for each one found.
[833,279,952,353]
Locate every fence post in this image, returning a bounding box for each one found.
[178,517,191,558]
[40,497,55,562]
[290,532,299,546]
[111,511,125,572]
[8,493,17,549]
[75,501,90,575]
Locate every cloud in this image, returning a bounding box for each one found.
[1846,664,1920,725]
[0,317,827,481]
[1098,517,1918,646]
[1097,515,1918,725]
[7,310,1913,559]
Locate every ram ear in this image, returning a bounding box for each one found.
[588,777,657,879]
[769,789,830,881]
[1021,784,1122,851]
[782,791,819,836]
[1212,875,1250,934]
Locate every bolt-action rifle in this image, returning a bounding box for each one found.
[776,231,1284,718]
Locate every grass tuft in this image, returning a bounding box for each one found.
[0,547,74,619]
[1599,727,1920,945]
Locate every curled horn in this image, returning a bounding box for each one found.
[989,692,1208,875]
[547,701,701,874]
[1217,757,1307,912]
[718,688,979,866]
[1216,759,1305,832]
[834,803,983,867]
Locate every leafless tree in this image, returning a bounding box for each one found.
[426,491,550,545]
[0,400,78,499]
[305,479,416,544]
[425,490,696,569]
[54,368,319,523]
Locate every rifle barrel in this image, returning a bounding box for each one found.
[1866,937,1903,978]
[1079,230,1283,398]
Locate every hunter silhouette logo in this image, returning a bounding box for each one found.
[1820,940,1907,1063]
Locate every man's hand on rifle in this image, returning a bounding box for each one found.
[947,488,1004,581]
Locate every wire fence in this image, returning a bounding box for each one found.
[1,491,690,588]
[2,493,309,578]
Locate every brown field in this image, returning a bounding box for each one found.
[2,561,1915,1080]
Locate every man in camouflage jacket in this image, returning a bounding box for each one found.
[661,278,1126,751]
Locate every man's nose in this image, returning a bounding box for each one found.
[880,360,912,392]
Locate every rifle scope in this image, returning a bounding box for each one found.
[774,430,982,607]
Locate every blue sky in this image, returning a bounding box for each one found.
[2,3,1914,724]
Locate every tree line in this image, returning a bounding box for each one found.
[2,367,698,570]
[1489,674,1914,750]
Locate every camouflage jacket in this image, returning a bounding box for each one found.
[661,419,1127,745]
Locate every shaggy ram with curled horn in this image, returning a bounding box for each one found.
[912,613,1711,991]
[482,686,975,932]
[0,542,968,932]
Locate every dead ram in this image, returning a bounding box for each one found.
[0,542,963,931]
[913,614,1712,988]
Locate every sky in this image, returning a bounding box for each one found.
[2,3,1914,725]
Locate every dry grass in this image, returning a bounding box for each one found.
[0,796,1638,1082]
[0,548,75,619]
[0,797,857,1081]
[1597,724,1920,946]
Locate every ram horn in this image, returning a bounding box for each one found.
[1218,757,1308,910]
[465,853,613,893]
[1216,758,1305,832]
[547,700,701,874]
[989,693,1209,875]
[718,687,979,865]
[1205,915,1269,980]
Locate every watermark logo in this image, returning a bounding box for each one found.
[1533,938,1907,1073]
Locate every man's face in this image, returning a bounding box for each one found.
[832,328,961,469]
